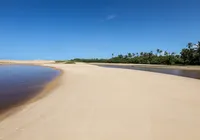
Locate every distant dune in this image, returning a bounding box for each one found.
[0,60,55,64]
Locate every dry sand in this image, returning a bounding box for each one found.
[0,63,200,140]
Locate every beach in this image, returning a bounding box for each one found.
[91,63,200,70]
[0,63,200,140]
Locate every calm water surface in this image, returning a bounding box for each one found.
[97,64,200,80]
[0,65,60,111]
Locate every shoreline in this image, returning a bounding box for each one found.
[0,63,64,122]
[1,63,200,140]
[90,63,200,70]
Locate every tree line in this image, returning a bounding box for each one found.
[72,41,200,65]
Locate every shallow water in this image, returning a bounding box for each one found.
[97,64,200,80]
[0,65,60,111]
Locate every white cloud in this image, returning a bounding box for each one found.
[101,14,117,22]
[106,15,117,20]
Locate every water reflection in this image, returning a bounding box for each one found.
[0,65,60,111]
[97,64,200,80]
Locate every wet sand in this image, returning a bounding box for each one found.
[91,63,200,70]
[95,64,200,80]
[0,63,200,140]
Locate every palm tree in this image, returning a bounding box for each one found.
[187,42,193,49]
[118,54,123,59]
[156,49,163,56]
[148,51,153,58]
[193,41,200,49]
[127,53,132,58]
[156,49,160,56]
[171,52,176,56]
[180,48,190,64]
[112,53,114,58]
[159,50,163,56]
[197,41,200,52]
[196,41,200,64]
[124,55,128,59]
[132,53,135,57]
[143,52,148,57]
[164,51,168,56]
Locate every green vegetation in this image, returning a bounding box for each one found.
[55,60,66,63]
[72,41,200,65]
[55,60,75,64]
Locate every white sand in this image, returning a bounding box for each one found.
[0,63,200,140]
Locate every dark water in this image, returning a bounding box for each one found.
[0,65,60,111]
[97,64,200,80]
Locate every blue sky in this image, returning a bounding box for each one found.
[0,0,200,60]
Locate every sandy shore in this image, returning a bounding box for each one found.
[0,60,55,65]
[91,63,200,70]
[0,63,200,140]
